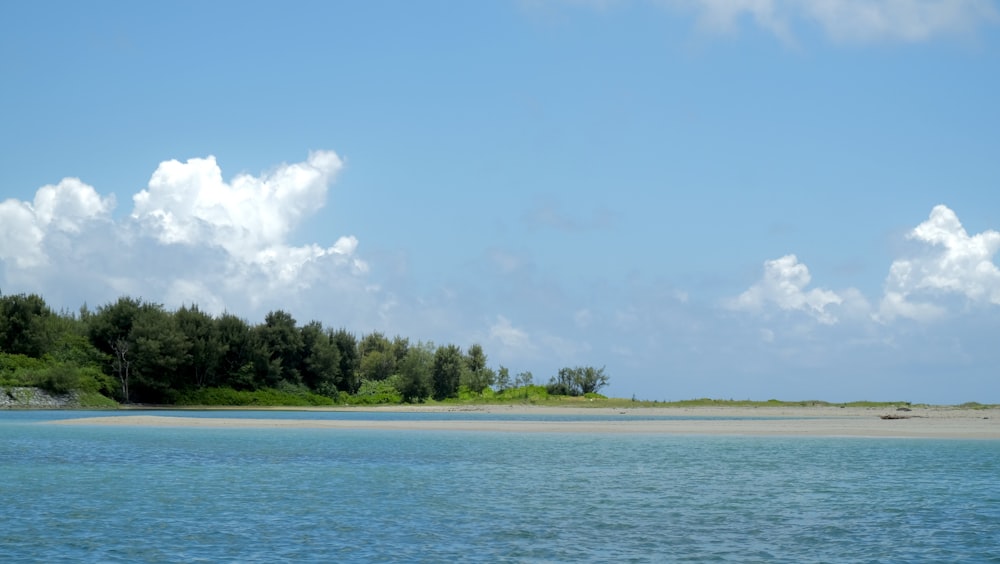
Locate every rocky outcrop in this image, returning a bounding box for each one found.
[0,387,79,408]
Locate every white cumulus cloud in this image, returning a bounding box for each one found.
[728,254,847,324]
[34,178,116,233]
[0,200,46,269]
[0,178,113,269]
[879,205,1000,321]
[1,151,371,322]
[133,151,342,257]
[129,151,366,298]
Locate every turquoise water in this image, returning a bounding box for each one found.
[1,412,998,563]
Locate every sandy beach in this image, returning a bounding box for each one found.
[49,405,1000,439]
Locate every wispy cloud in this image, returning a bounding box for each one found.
[666,0,998,44]
[801,0,999,43]
[522,201,617,232]
[489,315,533,351]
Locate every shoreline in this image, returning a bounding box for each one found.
[48,405,1000,439]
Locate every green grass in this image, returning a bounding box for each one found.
[175,387,336,407]
[956,402,1000,410]
[77,391,119,408]
[8,378,998,410]
[414,396,988,409]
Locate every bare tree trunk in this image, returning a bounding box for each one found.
[112,338,130,403]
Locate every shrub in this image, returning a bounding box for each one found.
[32,363,79,395]
[349,376,403,405]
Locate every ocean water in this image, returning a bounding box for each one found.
[1,412,998,563]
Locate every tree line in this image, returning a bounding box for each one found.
[0,292,609,405]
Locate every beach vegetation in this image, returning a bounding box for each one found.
[546,366,609,397]
[9,290,987,410]
[349,376,404,405]
[176,386,336,407]
[957,402,988,409]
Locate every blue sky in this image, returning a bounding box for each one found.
[2,1,999,403]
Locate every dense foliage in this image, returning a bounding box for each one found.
[0,292,609,406]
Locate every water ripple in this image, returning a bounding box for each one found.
[1,421,998,562]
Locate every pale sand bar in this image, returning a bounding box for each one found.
[50,405,1000,439]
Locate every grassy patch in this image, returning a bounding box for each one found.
[956,402,1000,409]
[77,391,119,408]
[176,387,336,407]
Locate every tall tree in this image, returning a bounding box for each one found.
[358,332,396,381]
[257,310,303,387]
[128,303,189,403]
[86,296,144,401]
[515,371,534,389]
[0,293,55,357]
[466,343,487,373]
[300,321,341,395]
[495,365,511,392]
[462,343,494,393]
[175,304,222,389]
[331,329,360,393]
[215,313,254,390]
[397,341,434,403]
[432,344,465,400]
[390,335,410,365]
[358,331,390,357]
[574,365,609,395]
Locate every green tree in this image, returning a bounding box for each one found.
[358,332,396,381]
[215,313,254,390]
[0,293,55,357]
[547,368,574,396]
[128,303,189,403]
[257,310,304,387]
[462,343,494,393]
[432,344,465,400]
[359,331,390,357]
[331,329,360,393]
[575,365,609,395]
[547,366,609,396]
[175,304,222,389]
[495,365,511,392]
[390,335,410,364]
[86,296,144,401]
[397,341,434,403]
[515,370,534,389]
[300,321,341,395]
[466,343,487,373]
[48,312,106,369]
[359,349,395,382]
